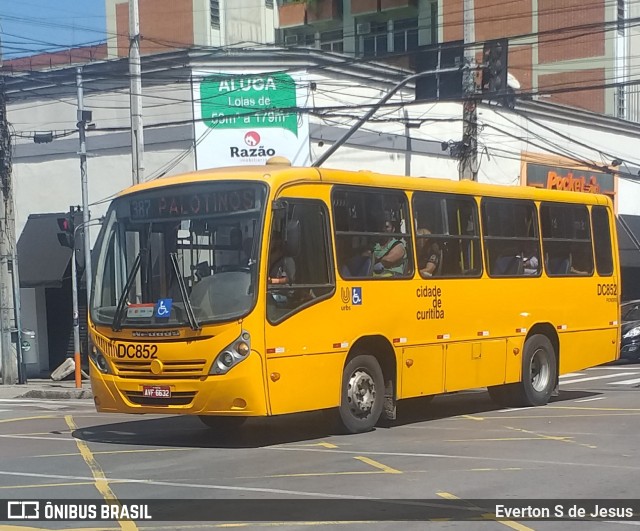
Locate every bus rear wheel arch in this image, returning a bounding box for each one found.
[338,354,385,434]
[488,333,558,407]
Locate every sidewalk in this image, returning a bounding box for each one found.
[0,378,93,400]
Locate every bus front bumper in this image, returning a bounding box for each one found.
[90,353,268,416]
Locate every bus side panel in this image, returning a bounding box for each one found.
[559,328,619,374]
[400,345,444,398]
[266,352,344,415]
[505,337,525,384]
[444,340,507,392]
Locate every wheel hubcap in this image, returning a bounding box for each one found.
[530,347,550,392]
[346,369,376,418]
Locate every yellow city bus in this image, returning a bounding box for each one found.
[88,159,620,433]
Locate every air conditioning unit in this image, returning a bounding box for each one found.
[356,22,371,35]
[285,34,299,45]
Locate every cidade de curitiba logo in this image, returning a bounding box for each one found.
[230,131,276,160]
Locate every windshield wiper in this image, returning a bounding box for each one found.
[169,252,201,331]
[112,251,143,332]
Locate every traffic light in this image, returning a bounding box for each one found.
[56,208,75,249]
[481,39,509,95]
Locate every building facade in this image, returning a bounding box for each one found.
[103,0,640,120]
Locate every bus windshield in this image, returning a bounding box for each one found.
[91,182,267,328]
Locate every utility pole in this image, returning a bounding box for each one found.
[76,68,92,317]
[70,214,82,389]
[460,0,478,181]
[0,68,19,385]
[129,0,144,184]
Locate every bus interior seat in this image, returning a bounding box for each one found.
[494,255,522,275]
[546,255,571,275]
[342,254,373,277]
[190,271,251,317]
[229,227,242,249]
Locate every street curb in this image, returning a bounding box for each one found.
[18,389,93,400]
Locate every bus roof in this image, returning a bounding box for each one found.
[118,164,612,207]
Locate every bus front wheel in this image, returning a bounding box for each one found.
[488,334,557,407]
[339,355,384,434]
[198,415,247,430]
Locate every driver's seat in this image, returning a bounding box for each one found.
[190,271,251,317]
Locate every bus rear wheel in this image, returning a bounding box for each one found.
[488,334,557,407]
[339,355,384,434]
[198,415,247,430]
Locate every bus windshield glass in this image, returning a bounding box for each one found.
[91,182,267,328]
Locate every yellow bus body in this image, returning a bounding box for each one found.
[89,164,620,425]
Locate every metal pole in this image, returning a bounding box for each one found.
[460,0,478,181]
[71,220,81,389]
[0,72,18,385]
[312,67,461,168]
[77,68,92,363]
[10,255,25,384]
[129,0,144,184]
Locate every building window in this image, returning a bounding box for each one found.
[283,32,315,47]
[266,0,274,8]
[211,0,220,28]
[617,85,626,119]
[359,19,418,57]
[320,29,344,53]
[618,0,625,34]
[360,21,389,57]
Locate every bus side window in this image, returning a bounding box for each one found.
[413,192,482,278]
[267,199,334,324]
[541,203,593,276]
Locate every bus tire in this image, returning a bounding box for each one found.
[488,335,557,407]
[198,415,247,430]
[339,355,384,434]
[517,334,557,406]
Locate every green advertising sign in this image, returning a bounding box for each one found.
[200,72,299,136]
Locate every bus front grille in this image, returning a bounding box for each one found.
[113,359,207,378]
[124,391,197,406]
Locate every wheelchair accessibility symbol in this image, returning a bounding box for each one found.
[155,299,173,318]
[351,287,362,305]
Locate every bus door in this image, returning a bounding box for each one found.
[264,198,338,415]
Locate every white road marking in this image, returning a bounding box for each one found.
[574,397,607,403]
[559,373,584,378]
[609,377,640,386]
[586,366,637,370]
[560,372,638,385]
[0,434,76,442]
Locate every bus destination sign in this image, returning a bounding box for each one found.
[129,188,256,220]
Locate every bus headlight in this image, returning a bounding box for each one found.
[90,344,111,374]
[209,331,251,375]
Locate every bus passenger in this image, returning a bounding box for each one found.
[373,218,407,276]
[268,234,296,285]
[518,245,540,275]
[416,228,440,277]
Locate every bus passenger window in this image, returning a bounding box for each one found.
[333,187,413,279]
[413,192,481,278]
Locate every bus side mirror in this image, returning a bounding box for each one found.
[284,219,300,257]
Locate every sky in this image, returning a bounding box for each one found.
[0,0,106,60]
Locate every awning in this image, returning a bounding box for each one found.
[18,213,72,288]
[617,214,640,268]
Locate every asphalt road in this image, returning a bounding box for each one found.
[0,361,639,531]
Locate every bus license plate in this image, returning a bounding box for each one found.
[142,386,171,398]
